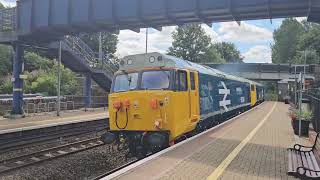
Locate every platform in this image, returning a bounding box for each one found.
[0,108,109,134]
[106,102,307,180]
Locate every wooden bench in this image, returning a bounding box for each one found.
[288,132,320,179]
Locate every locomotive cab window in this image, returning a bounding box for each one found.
[113,73,139,92]
[175,70,188,91]
[141,71,170,90]
[190,72,196,90]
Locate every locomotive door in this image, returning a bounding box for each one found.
[189,71,199,122]
[174,70,191,134]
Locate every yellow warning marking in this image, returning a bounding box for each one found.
[207,102,277,180]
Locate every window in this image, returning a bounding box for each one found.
[141,71,170,90]
[113,73,139,92]
[190,72,196,90]
[251,85,255,91]
[176,71,188,91]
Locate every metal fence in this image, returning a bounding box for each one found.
[0,95,108,116]
[304,89,320,132]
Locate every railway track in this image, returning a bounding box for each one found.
[0,118,108,152]
[0,137,105,174]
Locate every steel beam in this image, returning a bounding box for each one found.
[12,43,24,115]
[84,73,92,109]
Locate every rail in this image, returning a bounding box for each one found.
[0,7,16,32]
[0,137,105,174]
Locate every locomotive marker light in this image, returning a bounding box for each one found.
[149,56,156,63]
[219,81,231,111]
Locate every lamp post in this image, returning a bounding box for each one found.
[57,41,62,116]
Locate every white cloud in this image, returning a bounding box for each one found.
[218,22,273,43]
[0,0,16,7]
[243,45,271,63]
[117,24,220,58]
[117,26,175,57]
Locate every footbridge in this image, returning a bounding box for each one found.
[205,63,319,81]
[0,0,319,114]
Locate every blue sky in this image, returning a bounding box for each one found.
[1,0,304,63]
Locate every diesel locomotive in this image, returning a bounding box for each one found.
[101,52,264,157]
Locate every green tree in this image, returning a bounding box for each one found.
[0,45,12,76]
[0,76,12,94]
[272,18,304,63]
[202,45,225,63]
[168,24,211,63]
[82,32,119,61]
[24,52,54,72]
[0,2,4,9]
[211,42,242,63]
[295,22,320,64]
[30,63,78,96]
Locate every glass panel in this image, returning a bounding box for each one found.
[141,71,170,90]
[190,72,196,90]
[179,71,188,91]
[113,73,139,92]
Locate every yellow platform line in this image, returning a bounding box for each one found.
[207,102,277,180]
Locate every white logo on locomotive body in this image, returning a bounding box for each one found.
[219,81,231,111]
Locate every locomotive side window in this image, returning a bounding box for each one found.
[176,71,188,91]
[190,72,196,90]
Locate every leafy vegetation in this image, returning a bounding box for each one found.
[272,18,320,64]
[82,32,119,61]
[168,24,212,63]
[168,24,242,63]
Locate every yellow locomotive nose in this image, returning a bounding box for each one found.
[109,91,170,132]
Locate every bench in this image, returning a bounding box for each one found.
[288,132,320,179]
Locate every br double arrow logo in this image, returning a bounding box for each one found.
[219,81,231,111]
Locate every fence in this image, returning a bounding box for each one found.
[304,89,320,132]
[0,95,108,116]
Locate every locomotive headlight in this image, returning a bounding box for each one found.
[149,56,155,63]
[127,59,133,65]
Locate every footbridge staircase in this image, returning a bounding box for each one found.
[0,7,118,92]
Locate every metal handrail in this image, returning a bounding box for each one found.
[63,36,118,77]
[0,7,16,32]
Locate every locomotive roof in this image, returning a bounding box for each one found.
[120,52,263,86]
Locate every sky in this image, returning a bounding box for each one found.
[0,0,306,64]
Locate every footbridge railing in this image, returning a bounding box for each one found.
[0,7,16,32]
[63,36,118,78]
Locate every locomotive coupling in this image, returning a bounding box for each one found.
[100,132,116,144]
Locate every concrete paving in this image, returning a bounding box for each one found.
[109,102,309,180]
